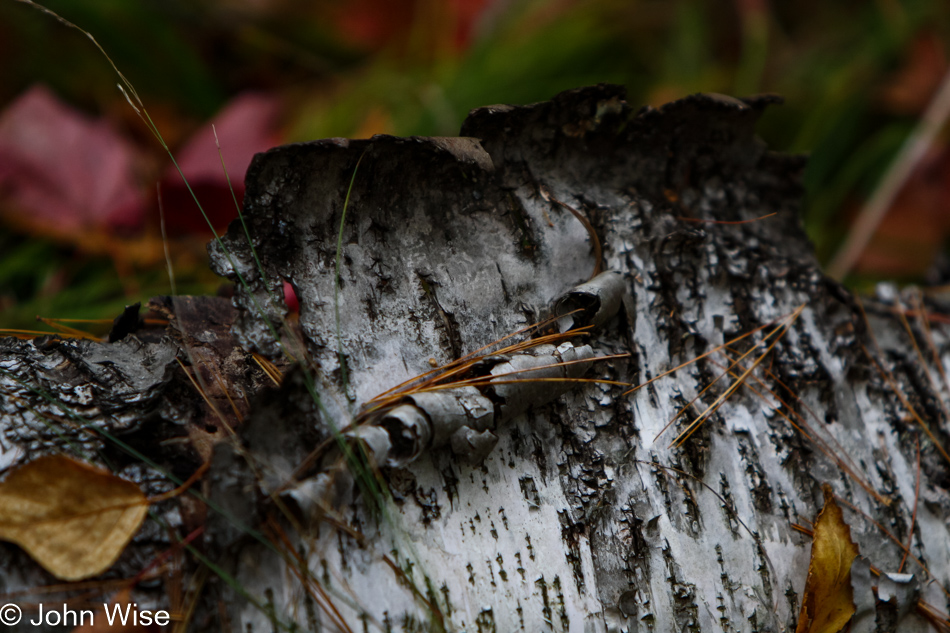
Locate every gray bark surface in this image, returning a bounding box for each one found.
[1,85,949,632]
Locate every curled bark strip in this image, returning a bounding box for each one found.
[347,387,493,468]
[345,425,394,466]
[448,427,499,464]
[490,341,594,422]
[349,341,595,467]
[404,386,493,447]
[376,404,431,467]
[554,270,629,332]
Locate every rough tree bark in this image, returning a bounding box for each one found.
[2,85,950,633]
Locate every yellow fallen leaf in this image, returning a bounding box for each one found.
[0,455,148,581]
[796,485,860,633]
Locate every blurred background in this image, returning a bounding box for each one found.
[1,0,949,332]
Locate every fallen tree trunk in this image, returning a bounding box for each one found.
[2,85,950,632]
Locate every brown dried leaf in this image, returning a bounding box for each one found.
[796,486,860,633]
[0,456,148,581]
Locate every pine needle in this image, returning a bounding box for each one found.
[669,304,804,449]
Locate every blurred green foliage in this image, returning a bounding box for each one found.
[1,0,948,331]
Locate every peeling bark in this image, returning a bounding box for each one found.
[2,85,950,632]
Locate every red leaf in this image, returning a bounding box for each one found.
[159,92,282,236]
[878,31,948,115]
[855,144,950,278]
[0,85,146,237]
[283,280,299,313]
[334,0,495,53]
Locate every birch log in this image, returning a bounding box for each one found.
[2,85,949,633]
[200,85,950,632]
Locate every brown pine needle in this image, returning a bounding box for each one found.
[670,305,804,449]
[435,376,632,390]
[858,297,950,465]
[36,316,101,339]
[444,353,630,387]
[0,578,133,600]
[133,527,203,587]
[790,523,813,537]
[676,212,777,225]
[369,315,591,404]
[538,185,602,280]
[660,306,804,446]
[917,601,950,632]
[149,463,211,504]
[890,306,950,325]
[623,321,772,398]
[211,371,243,425]
[895,298,950,425]
[709,353,888,505]
[266,520,355,633]
[900,436,922,573]
[728,346,870,489]
[909,291,950,422]
[32,316,166,326]
[363,321,593,416]
[859,342,950,466]
[366,312,575,403]
[251,352,282,387]
[0,329,98,340]
[175,357,229,428]
[360,349,627,423]
[38,317,113,323]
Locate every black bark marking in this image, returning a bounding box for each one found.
[552,576,570,631]
[558,508,587,593]
[416,271,463,360]
[716,545,738,598]
[439,460,460,509]
[717,474,742,538]
[504,190,539,258]
[660,539,700,632]
[535,576,552,626]
[411,485,442,524]
[496,554,507,582]
[735,431,774,514]
[754,539,774,609]
[440,583,452,618]
[519,476,540,508]
[475,607,496,633]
